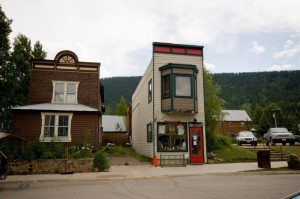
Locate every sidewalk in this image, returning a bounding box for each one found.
[2,161,296,183]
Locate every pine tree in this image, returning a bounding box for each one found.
[0,5,12,131]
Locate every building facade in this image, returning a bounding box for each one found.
[216,110,252,136]
[11,50,104,150]
[132,42,206,164]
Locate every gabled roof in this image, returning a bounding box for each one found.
[221,110,252,122]
[102,115,127,132]
[11,103,99,112]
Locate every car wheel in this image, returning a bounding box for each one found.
[282,142,286,146]
[289,142,295,146]
[254,143,257,146]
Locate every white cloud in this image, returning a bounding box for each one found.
[204,62,216,72]
[283,40,294,49]
[2,0,300,75]
[267,64,294,71]
[250,41,265,54]
[273,45,300,58]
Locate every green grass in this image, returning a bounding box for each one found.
[270,146,300,158]
[209,145,257,163]
[101,146,151,162]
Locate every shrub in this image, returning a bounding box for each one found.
[93,151,110,171]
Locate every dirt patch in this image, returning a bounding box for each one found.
[108,156,151,166]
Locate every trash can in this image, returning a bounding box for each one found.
[257,150,271,168]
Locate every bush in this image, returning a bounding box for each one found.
[93,151,110,171]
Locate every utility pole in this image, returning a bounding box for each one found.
[271,108,280,128]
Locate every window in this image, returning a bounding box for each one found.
[148,79,152,103]
[40,113,73,142]
[52,81,79,104]
[157,122,187,152]
[162,75,170,98]
[147,123,152,142]
[175,76,192,97]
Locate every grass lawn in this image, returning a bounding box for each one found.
[209,145,257,163]
[101,146,151,162]
[270,146,300,158]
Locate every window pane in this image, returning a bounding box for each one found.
[58,116,69,137]
[176,76,191,96]
[54,94,64,103]
[67,83,76,93]
[163,76,170,98]
[55,83,64,93]
[58,127,68,137]
[157,123,187,152]
[66,94,76,103]
[45,115,55,126]
[44,127,54,137]
[59,116,69,126]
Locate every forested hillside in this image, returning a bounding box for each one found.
[101,76,141,112]
[101,71,300,131]
[212,71,300,116]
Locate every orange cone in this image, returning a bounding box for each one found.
[152,154,158,167]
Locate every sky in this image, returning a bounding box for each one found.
[2,0,300,77]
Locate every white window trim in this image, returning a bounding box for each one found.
[52,81,79,104]
[40,112,73,142]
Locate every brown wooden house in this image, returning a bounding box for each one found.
[11,50,104,150]
[216,110,252,136]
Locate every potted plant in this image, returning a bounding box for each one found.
[287,154,300,169]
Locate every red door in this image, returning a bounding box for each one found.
[189,127,204,164]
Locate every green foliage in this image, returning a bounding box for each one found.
[116,96,127,116]
[0,6,48,131]
[204,70,224,152]
[93,151,110,171]
[0,5,13,132]
[32,41,47,59]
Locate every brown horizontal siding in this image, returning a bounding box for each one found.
[12,111,42,141]
[71,113,99,149]
[173,98,194,110]
[30,70,100,109]
[12,111,100,149]
[216,121,252,136]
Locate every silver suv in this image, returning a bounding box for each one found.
[236,131,257,146]
[264,128,295,146]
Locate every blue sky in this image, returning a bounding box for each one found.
[2,0,300,77]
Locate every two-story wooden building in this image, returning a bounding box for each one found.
[11,50,104,150]
[132,42,206,165]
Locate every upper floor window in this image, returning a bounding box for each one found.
[148,79,152,103]
[175,75,192,97]
[52,81,79,104]
[162,75,170,98]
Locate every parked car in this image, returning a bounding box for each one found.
[264,127,295,146]
[236,131,257,146]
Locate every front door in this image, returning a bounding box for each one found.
[189,127,204,164]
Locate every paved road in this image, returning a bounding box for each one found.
[1,173,299,199]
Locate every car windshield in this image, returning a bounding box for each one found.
[271,128,289,133]
[239,132,253,137]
